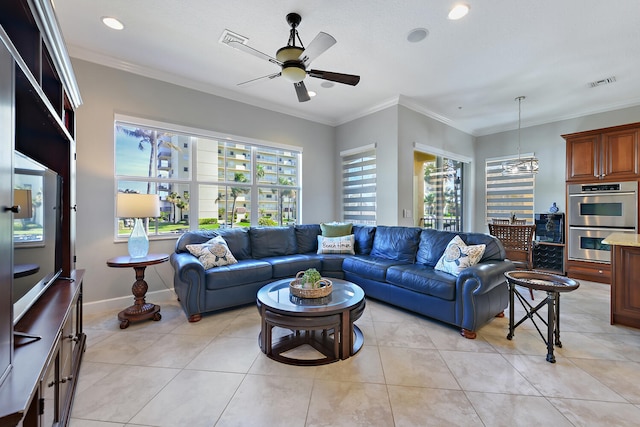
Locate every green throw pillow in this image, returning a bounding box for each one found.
[320,222,353,237]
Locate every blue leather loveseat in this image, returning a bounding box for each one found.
[170,224,512,338]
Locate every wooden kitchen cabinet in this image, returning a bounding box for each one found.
[565,124,639,182]
[605,234,640,329]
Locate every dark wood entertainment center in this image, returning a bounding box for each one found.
[1,1,85,426]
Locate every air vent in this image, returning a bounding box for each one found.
[589,76,616,88]
[219,29,248,46]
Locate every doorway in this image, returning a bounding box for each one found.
[414,152,463,232]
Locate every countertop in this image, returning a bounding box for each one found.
[602,232,640,247]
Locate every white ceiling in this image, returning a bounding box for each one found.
[53,0,640,136]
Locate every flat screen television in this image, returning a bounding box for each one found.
[12,151,63,326]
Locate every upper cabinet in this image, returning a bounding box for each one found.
[0,0,82,140]
[564,124,639,182]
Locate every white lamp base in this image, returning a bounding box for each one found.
[128,218,149,258]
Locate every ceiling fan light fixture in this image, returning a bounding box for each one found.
[448,4,470,20]
[281,64,306,82]
[276,46,304,62]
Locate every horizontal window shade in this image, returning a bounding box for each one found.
[342,148,376,225]
[485,157,535,223]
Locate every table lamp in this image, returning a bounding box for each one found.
[116,193,160,258]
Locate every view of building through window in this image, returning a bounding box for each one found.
[114,118,301,238]
[421,157,463,231]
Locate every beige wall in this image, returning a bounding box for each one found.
[72,59,336,304]
[473,105,640,232]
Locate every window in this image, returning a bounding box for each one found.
[341,145,376,225]
[485,155,535,223]
[114,116,301,239]
[422,158,464,231]
[414,144,470,231]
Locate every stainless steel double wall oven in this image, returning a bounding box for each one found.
[568,181,638,263]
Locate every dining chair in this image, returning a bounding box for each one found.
[488,223,537,299]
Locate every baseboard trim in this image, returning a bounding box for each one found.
[82,288,175,315]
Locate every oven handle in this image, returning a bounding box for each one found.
[568,226,637,232]
[568,191,637,197]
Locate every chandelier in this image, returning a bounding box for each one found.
[501,96,539,175]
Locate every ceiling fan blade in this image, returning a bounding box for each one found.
[294,81,311,102]
[227,40,282,66]
[308,69,360,86]
[299,32,337,66]
[238,72,281,87]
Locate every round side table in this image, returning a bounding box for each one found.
[106,253,169,329]
[504,270,579,363]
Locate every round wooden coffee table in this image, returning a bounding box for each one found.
[256,278,365,366]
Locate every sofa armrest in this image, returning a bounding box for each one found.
[456,260,514,295]
[170,252,206,319]
[455,260,513,333]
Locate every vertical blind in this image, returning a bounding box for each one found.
[342,147,376,225]
[485,156,535,223]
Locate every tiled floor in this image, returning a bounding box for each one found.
[71,280,640,426]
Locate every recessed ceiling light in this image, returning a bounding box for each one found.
[448,4,470,20]
[407,28,429,43]
[320,81,335,89]
[308,91,317,97]
[102,16,124,30]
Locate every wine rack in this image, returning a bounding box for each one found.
[533,242,565,274]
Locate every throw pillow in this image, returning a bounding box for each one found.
[434,235,486,276]
[317,234,355,255]
[320,222,353,237]
[186,236,238,269]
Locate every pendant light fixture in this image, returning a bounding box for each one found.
[501,96,539,175]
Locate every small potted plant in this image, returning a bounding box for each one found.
[301,268,322,289]
[290,268,333,298]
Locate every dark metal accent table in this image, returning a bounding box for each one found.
[505,271,580,363]
[106,253,169,329]
[256,278,365,366]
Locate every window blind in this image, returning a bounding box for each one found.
[485,156,535,223]
[342,147,376,224]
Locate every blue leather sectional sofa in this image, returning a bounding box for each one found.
[170,224,513,338]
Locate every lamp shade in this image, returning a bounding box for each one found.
[13,189,33,219]
[116,193,160,218]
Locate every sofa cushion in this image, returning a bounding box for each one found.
[369,226,422,262]
[435,235,486,276]
[462,232,506,262]
[204,259,272,290]
[175,230,220,253]
[416,229,458,267]
[249,226,297,258]
[215,227,252,260]
[352,225,376,255]
[295,224,321,253]
[186,236,238,269]
[262,254,322,279]
[317,234,355,254]
[315,254,349,272]
[342,255,408,282]
[386,264,456,301]
[320,222,353,237]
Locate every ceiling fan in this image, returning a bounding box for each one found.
[227,12,360,102]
